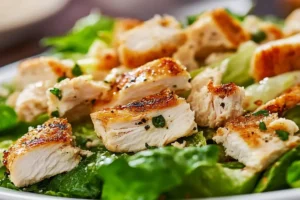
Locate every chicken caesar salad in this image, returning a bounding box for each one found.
[1,7,300,200]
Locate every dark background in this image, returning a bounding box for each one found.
[0,0,298,67]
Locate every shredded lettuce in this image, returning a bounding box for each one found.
[244,71,300,111]
[42,12,115,57]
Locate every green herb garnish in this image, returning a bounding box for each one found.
[152,115,166,128]
[275,130,289,141]
[51,110,60,118]
[259,121,267,131]
[253,110,269,116]
[251,30,267,43]
[72,63,83,77]
[57,76,67,83]
[49,88,62,100]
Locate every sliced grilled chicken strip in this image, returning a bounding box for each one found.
[16,57,74,89]
[251,34,300,82]
[188,68,245,128]
[16,81,53,122]
[3,118,81,187]
[284,8,300,36]
[255,85,300,116]
[174,8,249,70]
[118,15,186,68]
[93,57,191,111]
[91,89,197,152]
[214,113,299,171]
[47,75,110,121]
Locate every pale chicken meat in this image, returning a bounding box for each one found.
[214,113,300,171]
[3,118,81,187]
[174,8,249,70]
[15,81,53,122]
[251,34,300,82]
[242,15,283,43]
[284,8,300,36]
[118,15,186,68]
[91,89,197,152]
[188,68,245,128]
[255,84,300,116]
[47,75,110,121]
[16,57,74,89]
[93,58,191,111]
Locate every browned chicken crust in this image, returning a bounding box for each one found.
[3,118,74,169]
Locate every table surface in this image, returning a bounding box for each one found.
[0,0,296,67]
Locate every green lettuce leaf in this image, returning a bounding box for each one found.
[284,106,300,127]
[255,146,300,192]
[99,145,258,200]
[287,160,300,188]
[42,12,114,56]
[0,105,18,132]
[244,71,300,111]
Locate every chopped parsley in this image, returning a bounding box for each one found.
[72,63,83,77]
[275,130,289,141]
[144,125,150,131]
[253,110,269,117]
[251,30,267,43]
[49,88,62,100]
[152,115,166,128]
[259,121,267,131]
[57,76,67,83]
[51,110,60,118]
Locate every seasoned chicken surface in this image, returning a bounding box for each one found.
[188,68,245,128]
[91,89,197,152]
[118,15,186,68]
[284,8,300,36]
[16,57,74,89]
[214,113,299,171]
[3,118,81,187]
[93,57,191,111]
[174,8,249,70]
[242,15,283,43]
[16,81,53,122]
[47,75,110,121]
[255,85,300,116]
[251,34,300,82]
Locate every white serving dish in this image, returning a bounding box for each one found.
[1,60,300,200]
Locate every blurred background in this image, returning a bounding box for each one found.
[0,0,299,67]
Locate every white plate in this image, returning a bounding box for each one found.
[1,61,300,200]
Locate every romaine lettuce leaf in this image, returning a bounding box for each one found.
[99,145,258,200]
[284,106,300,128]
[42,12,114,56]
[287,160,300,188]
[244,71,300,111]
[255,145,300,192]
[0,105,18,132]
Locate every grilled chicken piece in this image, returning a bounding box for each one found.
[47,75,110,121]
[255,85,300,116]
[93,58,191,111]
[284,8,300,36]
[3,118,81,187]
[91,89,197,152]
[242,15,283,43]
[118,15,186,68]
[112,18,142,47]
[16,57,74,89]
[188,68,245,128]
[214,113,299,171]
[174,8,249,70]
[16,81,53,122]
[251,34,300,82]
